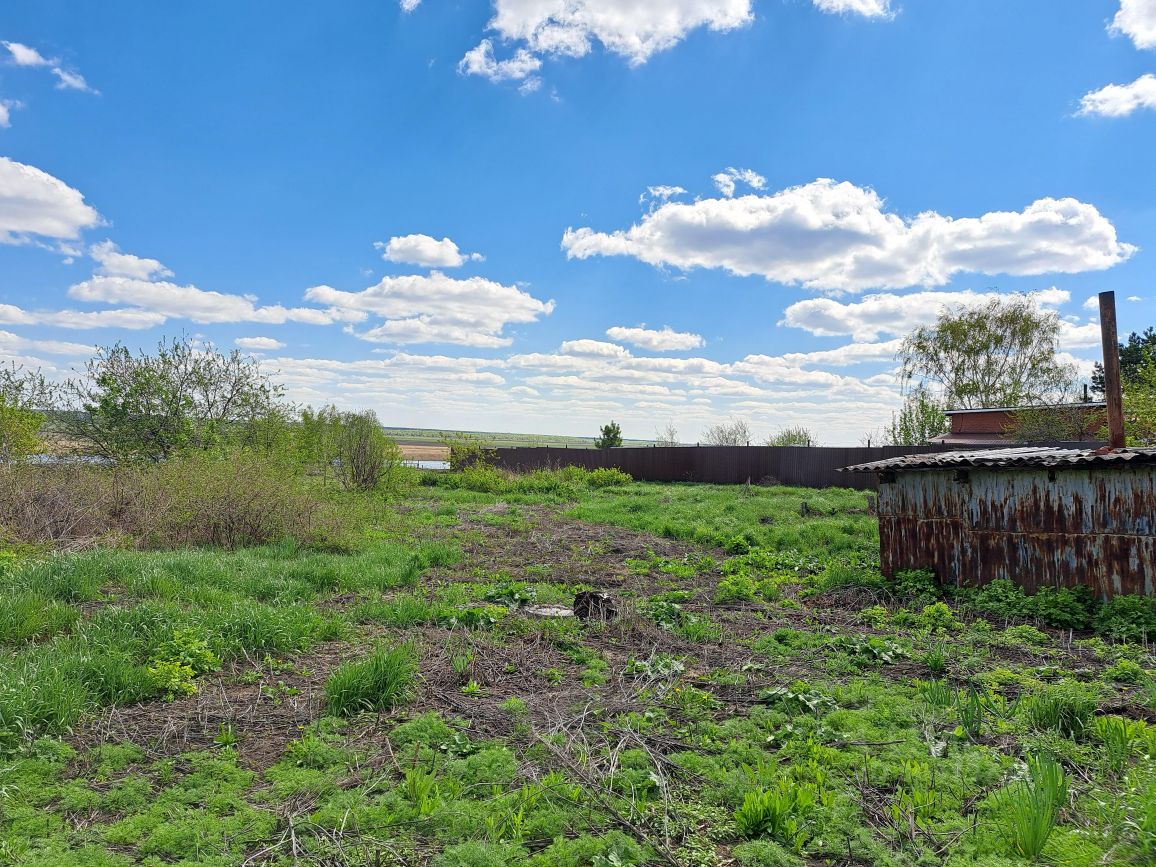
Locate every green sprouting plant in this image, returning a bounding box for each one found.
[147,629,220,699]
[733,780,818,851]
[1093,715,1144,776]
[891,569,939,605]
[917,601,960,633]
[999,624,1050,646]
[956,686,984,741]
[460,679,483,696]
[1021,681,1098,738]
[714,574,758,604]
[324,644,416,717]
[921,679,955,709]
[857,604,890,628]
[624,653,685,680]
[483,580,537,608]
[758,684,836,716]
[1104,658,1147,684]
[994,755,1067,860]
[404,767,441,816]
[922,643,949,676]
[832,635,907,668]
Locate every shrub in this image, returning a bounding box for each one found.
[917,601,959,633]
[966,579,1097,631]
[325,644,416,716]
[891,569,938,604]
[586,467,632,488]
[0,451,348,551]
[1104,658,1146,683]
[1095,595,1156,643]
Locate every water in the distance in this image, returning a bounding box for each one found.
[404,460,449,470]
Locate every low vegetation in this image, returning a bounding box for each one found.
[1,448,1154,865]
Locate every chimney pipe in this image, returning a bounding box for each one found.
[1098,290,1126,449]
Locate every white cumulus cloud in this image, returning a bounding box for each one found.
[562,177,1135,292]
[235,336,285,351]
[1078,73,1156,117]
[400,0,422,12]
[559,338,631,357]
[89,240,173,280]
[0,99,21,128]
[780,288,1071,341]
[605,325,705,351]
[0,156,101,244]
[376,233,480,268]
[305,271,555,348]
[1110,0,1156,50]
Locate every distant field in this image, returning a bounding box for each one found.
[382,427,654,449]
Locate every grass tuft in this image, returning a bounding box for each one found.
[324,644,417,717]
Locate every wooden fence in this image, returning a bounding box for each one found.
[488,443,1099,491]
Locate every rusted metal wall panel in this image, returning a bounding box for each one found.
[877,466,1156,597]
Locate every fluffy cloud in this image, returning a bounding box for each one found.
[1078,73,1156,117]
[780,288,1071,341]
[377,234,480,268]
[400,0,422,12]
[0,156,101,244]
[67,275,351,326]
[89,240,173,280]
[563,178,1135,292]
[559,338,631,357]
[1111,0,1156,50]
[2,41,96,93]
[605,325,704,351]
[235,336,286,350]
[0,303,167,330]
[305,271,555,347]
[480,0,753,67]
[0,329,92,357]
[712,167,766,197]
[812,0,893,17]
[458,40,542,82]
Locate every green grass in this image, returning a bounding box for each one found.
[2,475,1155,867]
[324,644,417,716]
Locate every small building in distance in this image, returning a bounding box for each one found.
[842,447,1156,598]
[929,402,1107,446]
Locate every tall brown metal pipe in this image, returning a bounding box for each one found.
[1098,290,1126,449]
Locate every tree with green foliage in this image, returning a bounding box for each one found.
[885,387,949,445]
[594,421,623,449]
[65,337,287,461]
[334,410,403,491]
[1092,327,1156,395]
[0,363,56,462]
[766,426,817,447]
[899,296,1076,409]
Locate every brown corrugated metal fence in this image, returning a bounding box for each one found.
[487,444,1102,490]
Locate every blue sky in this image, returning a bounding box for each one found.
[1,0,1154,444]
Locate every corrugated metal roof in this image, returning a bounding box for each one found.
[841,446,1156,473]
[943,402,1105,416]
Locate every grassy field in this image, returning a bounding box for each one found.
[1,472,1155,866]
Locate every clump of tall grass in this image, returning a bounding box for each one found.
[994,755,1067,859]
[1021,681,1098,738]
[324,645,417,717]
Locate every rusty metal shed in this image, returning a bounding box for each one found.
[842,447,1156,598]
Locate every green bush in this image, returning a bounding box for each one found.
[1095,595,1156,643]
[325,644,416,717]
[891,569,939,604]
[586,467,632,488]
[967,579,1097,631]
